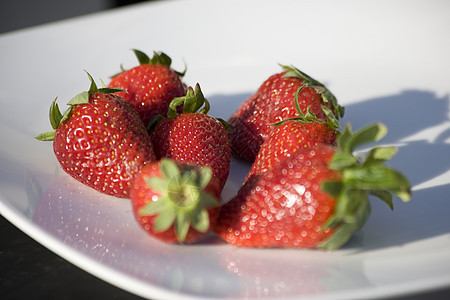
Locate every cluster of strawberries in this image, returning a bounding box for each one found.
[36,50,411,250]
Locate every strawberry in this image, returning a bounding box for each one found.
[245,120,337,183]
[214,123,411,249]
[35,72,156,198]
[149,84,231,191]
[108,49,187,127]
[130,158,221,243]
[245,85,339,182]
[228,65,344,161]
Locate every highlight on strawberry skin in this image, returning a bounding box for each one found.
[35,71,156,198]
[214,122,411,250]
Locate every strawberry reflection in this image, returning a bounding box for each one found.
[32,173,174,281]
[31,173,240,296]
[216,245,372,298]
[30,169,372,299]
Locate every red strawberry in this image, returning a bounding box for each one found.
[245,120,337,183]
[214,123,411,249]
[130,158,221,243]
[108,49,187,127]
[228,65,344,162]
[245,85,339,182]
[35,72,156,198]
[149,84,231,191]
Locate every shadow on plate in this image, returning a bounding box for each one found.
[339,90,450,251]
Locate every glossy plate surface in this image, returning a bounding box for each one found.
[1,0,449,299]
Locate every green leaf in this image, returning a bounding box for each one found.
[147,114,165,131]
[303,106,317,120]
[354,196,371,232]
[160,159,181,180]
[198,167,213,189]
[85,71,98,94]
[190,209,210,233]
[280,64,315,83]
[153,206,177,232]
[318,222,355,250]
[198,97,210,115]
[98,87,127,94]
[34,130,56,141]
[49,98,62,129]
[216,118,233,131]
[84,70,125,96]
[139,198,169,216]
[337,104,345,118]
[36,98,64,141]
[167,98,182,118]
[270,117,307,127]
[329,152,358,170]
[149,51,172,67]
[175,214,190,242]
[347,123,388,153]
[132,49,151,65]
[318,189,370,250]
[67,91,90,106]
[369,190,394,210]
[332,187,351,221]
[337,124,353,153]
[342,165,411,200]
[294,85,306,117]
[363,146,397,166]
[59,106,74,124]
[145,177,169,193]
[322,105,341,129]
[182,85,204,113]
[199,191,219,208]
[393,189,412,202]
[321,180,343,198]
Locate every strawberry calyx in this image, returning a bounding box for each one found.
[148,83,231,130]
[168,83,210,116]
[280,64,345,120]
[318,123,411,250]
[132,49,186,77]
[138,158,219,243]
[271,85,341,130]
[34,72,125,141]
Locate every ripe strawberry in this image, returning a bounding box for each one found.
[228,65,344,161]
[130,158,221,243]
[149,84,231,191]
[245,85,339,182]
[35,72,156,198]
[214,123,411,249]
[108,49,187,127]
[245,120,337,183]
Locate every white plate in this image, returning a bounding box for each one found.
[1,0,450,299]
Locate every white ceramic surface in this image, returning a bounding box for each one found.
[1,0,450,299]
